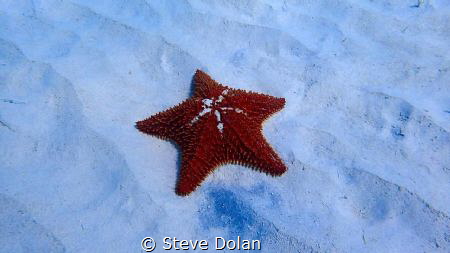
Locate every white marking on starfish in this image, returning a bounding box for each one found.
[217,122,224,133]
[190,88,247,133]
[215,89,229,104]
[214,110,221,122]
[214,110,224,133]
[191,108,211,123]
[235,108,246,115]
[202,99,213,107]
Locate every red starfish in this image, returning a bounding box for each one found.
[136,70,287,196]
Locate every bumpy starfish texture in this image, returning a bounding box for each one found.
[136,70,287,196]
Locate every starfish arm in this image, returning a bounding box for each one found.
[224,118,287,176]
[248,138,287,176]
[176,158,216,196]
[238,138,286,176]
[175,117,225,195]
[135,100,199,141]
[192,69,226,98]
[229,91,285,122]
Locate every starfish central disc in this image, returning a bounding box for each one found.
[136,69,287,196]
[190,89,245,134]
